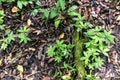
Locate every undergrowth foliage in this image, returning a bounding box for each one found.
[0,10,30,51]
[31,0,66,28]
[0,10,5,30]
[17,26,30,43]
[46,40,74,63]
[0,0,34,9]
[68,6,92,32]
[68,5,115,79]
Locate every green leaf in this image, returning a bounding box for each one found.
[68,6,77,12]
[104,30,115,44]
[54,19,61,28]
[17,26,29,33]
[68,12,79,16]
[21,1,28,6]
[99,46,109,56]
[1,42,8,50]
[55,56,62,62]
[35,1,41,6]
[81,52,91,65]
[31,9,38,16]
[18,33,30,43]
[46,40,73,63]
[49,10,58,19]
[88,63,95,70]
[5,32,15,44]
[0,18,4,24]
[17,1,23,9]
[41,9,50,19]
[94,57,104,68]
[95,26,102,31]
[46,46,55,57]
[17,26,30,43]
[0,24,5,30]
[0,10,5,17]
[58,0,66,10]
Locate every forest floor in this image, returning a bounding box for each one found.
[0,0,120,80]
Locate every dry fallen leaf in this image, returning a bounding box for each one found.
[20,72,23,79]
[116,15,120,21]
[21,15,25,20]
[59,33,64,39]
[7,53,12,62]
[109,51,118,65]
[33,30,42,35]
[29,47,36,51]
[0,59,3,66]
[27,19,32,26]
[11,6,18,13]
[42,77,50,80]
[41,40,47,43]
[116,6,120,10]
[26,77,34,80]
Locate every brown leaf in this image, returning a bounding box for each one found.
[33,30,42,35]
[59,33,64,39]
[29,47,36,51]
[41,40,47,43]
[7,53,12,63]
[116,6,120,10]
[48,58,54,63]
[21,15,25,20]
[0,59,3,66]
[42,77,50,80]
[116,15,120,21]
[27,19,32,27]
[11,6,18,13]
[20,72,23,79]
[109,51,118,65]
[26,77,34,80]
[83,10,89,20]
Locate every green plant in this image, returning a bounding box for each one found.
[0,0,34,9]
[61,62,76,73]
[53,62,75,80]
[119,0,120,3]
[86,73,98,80]
[31,0,66,28]
[0,24,5,30]
[54,71,61,78]
[68,6,92,32]
[41,0,66,20]
[81,26,115,70]
[0,10,15,51]
[46,40,74,63]
[31,1,41,16]
[68,6,115,79]
[17,0,34,9]
[17,26,30,43]
[0,0,14,3]
[0,26,31,51]
[0,10,5,25]
[0,31,15,50]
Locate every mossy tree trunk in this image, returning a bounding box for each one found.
[73,31,86,79]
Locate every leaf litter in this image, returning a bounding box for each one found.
[0,0,120,80]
